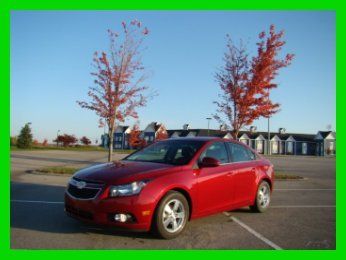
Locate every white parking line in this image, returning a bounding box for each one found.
[11,199,64,204]
[271,205,335,208]
[229,216,282,250]
[276,189,335,191]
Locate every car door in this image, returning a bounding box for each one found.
[194,141,234,216]
[225,142,257,207]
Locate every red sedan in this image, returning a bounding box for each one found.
[65,137,274,239]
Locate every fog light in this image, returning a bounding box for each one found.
[114,213,134,223]
[114,214,127,222]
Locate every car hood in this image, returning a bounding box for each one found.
[73,160,178,184]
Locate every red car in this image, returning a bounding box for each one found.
[65,137,274,239]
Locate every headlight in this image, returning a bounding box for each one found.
[109,181,148,197]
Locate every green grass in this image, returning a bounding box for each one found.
[275,171,304,180]
[35,166,81,175]
[11,145,135,153]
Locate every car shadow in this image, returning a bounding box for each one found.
[10,181,159,240]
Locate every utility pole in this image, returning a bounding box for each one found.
[206,117,212,136]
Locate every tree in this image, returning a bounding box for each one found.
[128,124,146,149]
[17,123,33,148]
[42,139,48,146]
[156,126,168,140]
[53,134,77,147]
[10,136,17,146]
[214,25,294,139]
[80,136,92,146]
[78,20,151,162]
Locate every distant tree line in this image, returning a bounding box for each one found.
[11,123,93,149]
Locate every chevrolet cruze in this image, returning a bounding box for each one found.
[65,137,274,239]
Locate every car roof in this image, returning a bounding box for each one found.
[162,136,221,142]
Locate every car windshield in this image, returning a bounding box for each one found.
[123,140,205,165]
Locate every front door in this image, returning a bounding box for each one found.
[195,142,233,215]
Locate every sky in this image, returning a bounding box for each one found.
[11,11,335,143]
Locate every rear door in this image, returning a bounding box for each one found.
[225,142,258,206]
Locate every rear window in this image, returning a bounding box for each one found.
[226,142,255,162]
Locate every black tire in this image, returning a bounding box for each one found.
[250,181,271,213]
[152,191,189,239]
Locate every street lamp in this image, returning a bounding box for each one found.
[56,130,60,147]
[206,117,212,136]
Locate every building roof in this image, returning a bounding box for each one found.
[318,131,334,139]
[168,129,230,138]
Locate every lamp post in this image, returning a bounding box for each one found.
[206,117,212,136]
[267,90,271,155]
[56,130,60,147]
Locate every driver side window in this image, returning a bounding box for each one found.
[199,142,229,164]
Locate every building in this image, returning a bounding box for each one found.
[101,123,336,156]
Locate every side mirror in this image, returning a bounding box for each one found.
[199,157,221,168]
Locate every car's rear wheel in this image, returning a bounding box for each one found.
[250,181,271,213]
[152,191,189,239]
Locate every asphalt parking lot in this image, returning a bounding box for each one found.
[10,150,336,249]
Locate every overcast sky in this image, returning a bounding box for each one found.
[11,11,335,143]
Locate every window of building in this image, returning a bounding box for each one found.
[302,143,307,155]
[287,141,293,154]
[256,140,263,153]
[272,141,278,154]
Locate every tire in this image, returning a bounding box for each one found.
[152,191,189,239]
[250,181,271,213]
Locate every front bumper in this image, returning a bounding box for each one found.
[64,191,153,231]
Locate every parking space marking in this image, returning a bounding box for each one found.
[276,189,335,191]
[229,216,283,250]
[11,199,64,204]
[271,205,335,208]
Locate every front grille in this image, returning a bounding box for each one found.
[67,178,103,199]
[65,205,93,220]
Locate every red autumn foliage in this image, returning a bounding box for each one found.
[77,20,151,161]
[80,136,92,146]
[155,126,168,141]
[128,124,146,149]
[214,25,294,139]
[53,134,78,147]
[42,139,48,146]
[33,139,39,146]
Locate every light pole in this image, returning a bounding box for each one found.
[56,130,60,147]
[267,90,271,155]
[206,117,212,136]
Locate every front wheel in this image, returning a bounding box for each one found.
[152,191,189,239]
[250,181,271,213]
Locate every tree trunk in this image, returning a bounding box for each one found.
[232,130,239,140]
[108,129,114,162]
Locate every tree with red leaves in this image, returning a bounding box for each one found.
[42,139,48,146]
[80,136,92,146]
[78,20,151,161]
[155,126,168,141]
[128,124,146,149]
[214,25,294,139]
[53,134,77,147]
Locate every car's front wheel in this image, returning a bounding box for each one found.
[152,191,189,239]
[250,181,271,213]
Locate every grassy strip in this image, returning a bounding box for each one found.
[11,145,135,153]
[35,167,81,175]
[11,145,107,152]
[275,172,304,180]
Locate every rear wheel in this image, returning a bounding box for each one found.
[152,191,189,239]
[250,181,271,213]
